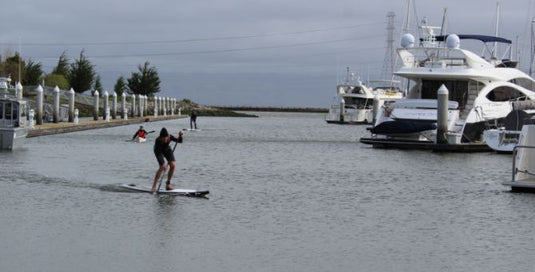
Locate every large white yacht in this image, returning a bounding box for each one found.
[0,77,29,150]
[325,68,403,124]
[362,24,535,145]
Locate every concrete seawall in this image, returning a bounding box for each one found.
[27,115,187,137]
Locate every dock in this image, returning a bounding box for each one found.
[27,115,187,137]
[359,137,492,152]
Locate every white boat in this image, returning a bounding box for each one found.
[136,136,147,143]
[325,68,403,124]
[483,107,535,152]
[0,78,29,150]
[363,22,535,145]
[502,124,535,191]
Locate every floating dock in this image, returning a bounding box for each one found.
[359,138,492,152]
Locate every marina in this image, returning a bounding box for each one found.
[361,20,535,151]
[1,112,533,272]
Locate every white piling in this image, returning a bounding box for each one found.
[437,84,449,144]
[131,94,136,117]
[93,90,99,121]
[35,85,44,125]
[52,86,60,123]
[103,91,109,121]
[68,88,75,122]
[16,82,23,99]
[74,108,79,124]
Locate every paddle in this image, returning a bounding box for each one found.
[155,131,181,193]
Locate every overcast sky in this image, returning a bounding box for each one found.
[2,0,534,107]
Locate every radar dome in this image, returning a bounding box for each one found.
[400,33,415,48]
[446,34,460,49]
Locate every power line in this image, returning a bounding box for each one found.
[4,22,384,47]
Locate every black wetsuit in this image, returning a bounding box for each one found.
[190,111,197,129]
[153,135,182,166]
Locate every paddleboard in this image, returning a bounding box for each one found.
[119,183,209,197]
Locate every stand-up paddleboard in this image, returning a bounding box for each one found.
[119,183,209,197]
[182,128,200,131]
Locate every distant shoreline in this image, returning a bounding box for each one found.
[213,106,328,113]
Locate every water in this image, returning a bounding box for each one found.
[0,112,533,272]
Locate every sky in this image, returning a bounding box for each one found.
[2,0,535,107]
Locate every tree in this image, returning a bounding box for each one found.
[68,50,95,93]
[44,74,69,90]
[127,61,161,96]
[22,59,43,85]
[2,52,25,83]
[52,51,70,77]
[93,75,103,95]
[114,76,127,96]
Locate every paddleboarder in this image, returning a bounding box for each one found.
[152,128,183,192]
[190,110,197,130]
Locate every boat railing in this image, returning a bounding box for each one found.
[512,145,535,182]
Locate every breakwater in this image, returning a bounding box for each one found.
[214,106,328,113]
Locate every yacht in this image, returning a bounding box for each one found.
[0,78,29,150]
[502,124,535,191]
[361,23,535,145]
[325,68,403,124]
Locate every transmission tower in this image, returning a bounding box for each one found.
[380,12,396,80]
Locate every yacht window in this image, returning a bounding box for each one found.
[509,78,535,92]
[13,103,18,121]
[420,80,469,108]
[0,102,3,119]
[486,86,527,101]
[5,102,11,120]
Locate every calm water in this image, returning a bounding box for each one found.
[0,112,533,272]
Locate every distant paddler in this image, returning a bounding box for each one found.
[131,125,154,142]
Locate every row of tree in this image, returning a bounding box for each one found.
[0,50,161,96]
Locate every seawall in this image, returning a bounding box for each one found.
[27,115,187,137]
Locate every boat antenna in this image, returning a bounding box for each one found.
[492,2,500,59]
[18,37,21,84]
[531,19,535,77]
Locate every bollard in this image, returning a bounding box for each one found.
[28,109,35,128]
[74,108,79,124]
[437,84,449,144]
[121,93,127,119]
[68,88,75,122]
[53,86,60,123]
[35,85,44,125]
[103,91,109,121]
[93,90,99,121]
[16,82,23,100]
[372,94,380,125]
[138,94,144,117]
[154,96,158,117]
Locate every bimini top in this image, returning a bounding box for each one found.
[425,34,512,44]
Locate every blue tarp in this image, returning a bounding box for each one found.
[424,34,512,44]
